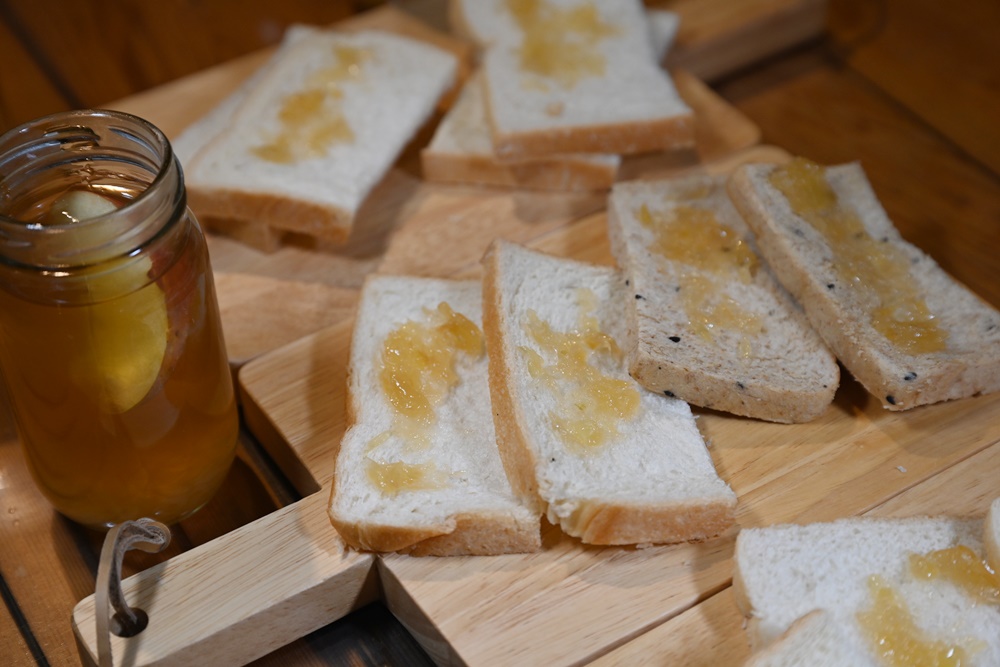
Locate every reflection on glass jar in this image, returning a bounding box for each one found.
[0,110,238,529]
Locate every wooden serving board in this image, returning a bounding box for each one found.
[233,207,1000,665]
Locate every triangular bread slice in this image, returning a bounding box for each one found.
[607,174,839,422]
[728,159,1000,410]
[734,510,1000,663]
[481,240,736,545]
[328,275,540,556]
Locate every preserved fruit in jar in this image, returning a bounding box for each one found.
[0,110,238,528]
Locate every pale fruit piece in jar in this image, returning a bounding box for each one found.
[45,190,118,224]
[51,190,171,414]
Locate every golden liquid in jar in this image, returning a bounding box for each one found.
[367,302,483,494]
[910,545,1000,606]
[520,290,640,451]
[636,203,762,356]
[857,575,979,667]
[251,44,368,164]
[769,158,947,354]
[0,190,238,528]
[506,0,618,88]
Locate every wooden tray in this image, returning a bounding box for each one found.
[75,2,995,666]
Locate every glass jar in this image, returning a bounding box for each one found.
[0,110,238,529]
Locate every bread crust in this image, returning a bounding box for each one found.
[561,496,736,546]
[481,246,547,516]
[487,106,695,161]
[727,163,1000,411]
[188,186,351,242]
[421,148,617,192]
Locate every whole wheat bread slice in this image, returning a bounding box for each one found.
[328,275,540,556]
[607,174,839,422]
[481,240,736,545]
[728,159,1000,410]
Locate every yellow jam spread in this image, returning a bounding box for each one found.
[858,576,978,667]
[379,302,484,425]
[910,545,1000,606]
[367,302,484,494]
[519,289,640,451]
[769,158,947,354]
[636,202,762,357]
[366,460,446,496]
[505,0,619,88]
[252,44,369,163]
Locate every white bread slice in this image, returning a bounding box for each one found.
[607,174,839,423]
[425,7,680,191]
[184,29,457,242]
[461,0,693,158]
[328,275,540,556]
[742,610,872,667]
[481,240,736,545]
[733,512,1000,664]
[728,160,1000,411]
[421,73,620,191]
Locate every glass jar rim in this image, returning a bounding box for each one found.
[0,109,184,269]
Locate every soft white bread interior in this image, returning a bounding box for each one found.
[607,174,839,423]
[421,73,620,191]
[184,28,457,242]
[728,159,1000,411]
[733,512,1000,664]
[328,275,540,556]
[742,610,872,667]
[456,0,693,158]
[481,240,737,545]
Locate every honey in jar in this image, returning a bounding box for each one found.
[0,110,238,528]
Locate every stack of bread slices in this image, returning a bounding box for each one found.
[422,0,689,192]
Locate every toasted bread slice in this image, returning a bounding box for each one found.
[328,275,540,556]
[607,174,839,422]
[481,240,736,545]
[728,159,1000,410]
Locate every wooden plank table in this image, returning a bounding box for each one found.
[3,1,1000,665]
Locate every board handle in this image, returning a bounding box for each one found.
[72,490,376,667]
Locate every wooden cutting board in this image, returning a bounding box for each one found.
[234,204,1000,665]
